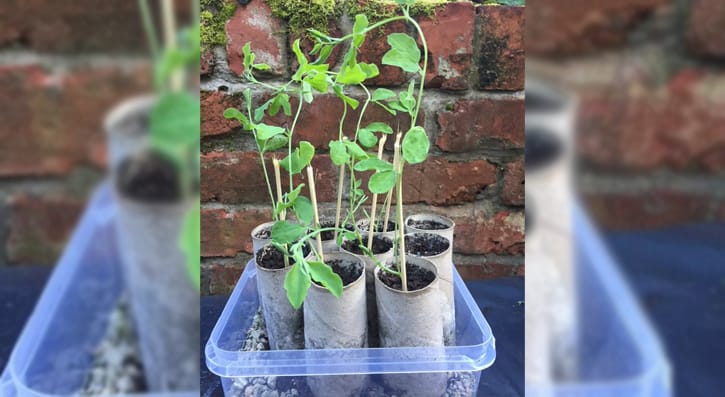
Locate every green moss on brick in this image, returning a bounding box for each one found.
[267,0,343,36]
[201,0,237,46]
[347,0,452,23]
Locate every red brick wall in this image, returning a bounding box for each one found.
[200,1,526,294]
[0,2,155,266]
[527,0,725,230]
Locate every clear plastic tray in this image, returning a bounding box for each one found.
[527,205,672,397]
[0,184,197,397]
[205,257,497,397]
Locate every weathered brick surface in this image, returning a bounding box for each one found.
[226,0,287,76]
[526,0,668,56]
[687,0,725,59]
[584,191,715,230]
[452,209,525,255]
[0,65,149,177]
[401,158,497,205]
[502,159,524,206]
[6,194,84,265]
[436,97,525,152]
[201,49,215,77]
[477,5,525,91]
[418,2,475,91]
[201,206,272,257]
[207,263,246,295]
[201,91,240,137]
[456,262,521,280]
[202,151,339,204]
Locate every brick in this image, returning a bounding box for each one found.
[201,206,272,257]
[0,65,149,177]
[436,97,524,152]
[358,20,409,87]
[208,263,246,295]
[6,194,84,265]
[201,91,240,137]
[477,5,525,91]
[578,74,725,172]
[226,0,287,76]
[265,94,417,149]
[418,2,475,91]
[0,0,188,52]
[401,157,497,205]
[453,209,524,255]
[584,191,715,230]
[201,151,339,204]
[502,159,524,206]
[456,262,519,280]
[526,0,668,56]
[687,0,725,59]
[201,49,215,77]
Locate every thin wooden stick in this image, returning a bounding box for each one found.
[382,190,393,232]
[333,164,345,241]
[273,158,285,221]
[307,166,324,263]
[393,133,407,291]
[368,135,387,250]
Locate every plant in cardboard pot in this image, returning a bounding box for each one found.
[111,0,200,391]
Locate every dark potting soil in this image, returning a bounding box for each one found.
[341,236,393,255]
[361,220,397,233]
[117,151,180,202]
[312,259,363,287]
[405,233,449,257]
[407,218,450,231]
[378,262,436,291]
[256,244,311,270]
[319,220,353,241]
[253,225,272,239]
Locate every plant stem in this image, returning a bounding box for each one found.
[161,0,182,91]
[137,0,160,60]
[307,166,324,263]
[273,158,285,220]
[382,189,393,233]
[368,134,387,250]
[333,102,348,241]
[247,96,277,218]
[392,133,407,291]
[407,14,429,127]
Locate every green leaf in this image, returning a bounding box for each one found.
[359,63,380,79]
[293,196,314,225]
[313,44,335,65]
[305,69,330,92]
[223,108,251,129]
[352,14,369,47]
[262,134,288,152]
[358,129,378,148]
[292,39,308,68]
[271,221,307,244]
[307,261,343,297]
[298,141,315,168]
[254,99,272,123]
[284,262,311,309]
[372,88,396,102]
[402,126,430,164]
[150,92,200,151]
[354,158,393,172]
[365,122,394,134]
[368,170,397,194]
[381,33,421,73]
[337,63,367,85]
[329,140,349,165]
[242,42,255,70]
[333,85,359,109]
[269,93,291,117]
[280,141,315,174]
[301,81,314,103]
[398,90,416,111]
[255,124,287,141]
[345,141,369,160]
[179,204,200,290]
[252,63,271,71]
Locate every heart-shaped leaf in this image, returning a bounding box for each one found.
[308,261,344,297]
[284,262,310,309]
[402,126,430,164]
[271,221,307,244]
[368,170,397,194]
[382,33,421,73]
[329,140,349,165]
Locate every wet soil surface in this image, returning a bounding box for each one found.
[117,151,180,202]
[405,234,449,257]
[378,262,436,291]
[342,236,393,255]
[312,259,363,287]
[256,244,311,270]
[319,220,353,241]
[253,225,272,240]
[361,220,397,233]
[407,219,450,231]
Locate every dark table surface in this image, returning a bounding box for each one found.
[3,222,725,397]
